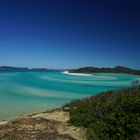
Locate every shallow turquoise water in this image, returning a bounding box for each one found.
[0,71,139,121]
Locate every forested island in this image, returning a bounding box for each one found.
[69,66,140,75]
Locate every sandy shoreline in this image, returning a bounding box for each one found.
[0,108,86,140]
[0,107,68,123]
[0,121,8,125]
[63,71,92,76]
[0,107,61,125]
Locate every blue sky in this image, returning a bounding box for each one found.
[0,0,140,69]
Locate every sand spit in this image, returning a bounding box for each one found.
[63,71,92,76]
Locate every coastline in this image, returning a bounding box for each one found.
[63,71,92,76]
[0,70,139,124]
[0,107,86,140]
[0,71,139,125]
[0,121,8,125]
[0,107,61,125]
[0,86,139,139]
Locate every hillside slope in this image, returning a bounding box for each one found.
[64,86,140,140]
[69,66,140,75]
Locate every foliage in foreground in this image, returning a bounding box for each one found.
[66,87,140,140]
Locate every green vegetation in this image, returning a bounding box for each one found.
[64,86,140,140]
[69,66,140,75]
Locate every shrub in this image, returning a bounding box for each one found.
[68,87,140,140]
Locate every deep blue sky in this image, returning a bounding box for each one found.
[0,0,140,69]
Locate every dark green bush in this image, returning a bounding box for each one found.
[68,87,140,140]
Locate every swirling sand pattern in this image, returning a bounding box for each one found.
[0,71,139,121]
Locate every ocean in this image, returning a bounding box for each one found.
[0,71,139,121]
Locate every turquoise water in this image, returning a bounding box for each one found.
[0,71,139,121]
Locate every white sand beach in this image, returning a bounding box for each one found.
[63,71,92,76]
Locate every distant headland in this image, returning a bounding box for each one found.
[0,66,48,71]
[69,66,140,75]
[0,65,140,75]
